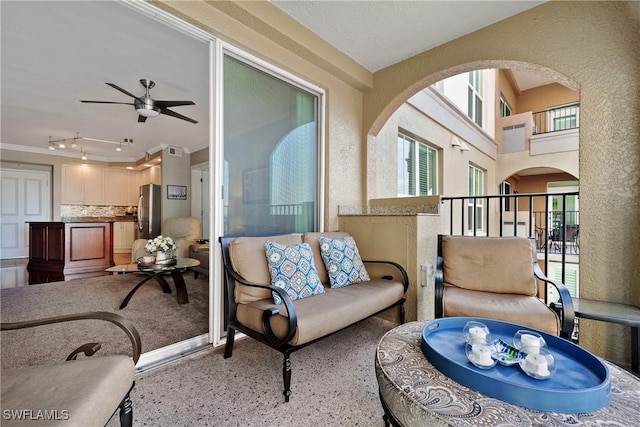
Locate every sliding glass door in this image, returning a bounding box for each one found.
[222,54,321,236]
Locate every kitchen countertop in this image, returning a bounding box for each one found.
[60,216,137,223]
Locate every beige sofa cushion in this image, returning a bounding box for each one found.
[236,278,405,346]
[442,235,536,296]
[230,234,302,303]
[443,286,559,335]
[302,231,350,285]
[1,356,134,427]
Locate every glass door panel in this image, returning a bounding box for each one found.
[222,55,319,236]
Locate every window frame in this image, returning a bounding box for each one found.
[467,164,486,235]
[467,70,484,127]
[397,132,438,197]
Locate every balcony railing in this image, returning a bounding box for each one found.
[441,192,579,297]
[532,103,580,135]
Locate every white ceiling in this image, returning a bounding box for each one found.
[1,1,550,163]
[271,0,545,72]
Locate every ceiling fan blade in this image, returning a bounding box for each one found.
[155,100,195,108]
[138,115,148,123]
[159,108,198,124]
[105,83,140,99]
[80,101,134,105]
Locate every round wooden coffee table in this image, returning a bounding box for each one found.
[375,321,640,426]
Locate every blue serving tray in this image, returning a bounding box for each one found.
[421,317,611,413]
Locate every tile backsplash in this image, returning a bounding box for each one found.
[61,205,135,217]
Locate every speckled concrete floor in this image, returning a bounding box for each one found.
[108,317,397,426]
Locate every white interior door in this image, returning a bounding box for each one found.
[0,168,51,259]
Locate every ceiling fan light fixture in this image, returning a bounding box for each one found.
[136,107,160,117]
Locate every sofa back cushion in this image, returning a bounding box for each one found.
[441,235,536,296]
[302,231,350,285]
[230,234,303,303]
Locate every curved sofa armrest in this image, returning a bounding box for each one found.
[362,260,409,293]
[533,264,576,339]
[222,264,298,347]
[1,311,142,363]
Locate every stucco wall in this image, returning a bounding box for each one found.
[155,1,368,230]
[517,83,580,114]
[363,1,640,368]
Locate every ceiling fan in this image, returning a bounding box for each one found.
[80,79,198,124]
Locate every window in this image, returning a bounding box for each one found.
[467,70,483,126]
[549,103,579,132]
[500,181,512,211]
[397,133,437,196]
[499,96,512,117]
[467,165,485,234]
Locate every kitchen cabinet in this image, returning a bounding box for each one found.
[62,165,140,206]
[114,221,136,254]
[105,169,129,205]
[128,171,141,206]
[27,221,113,284]
[61,164,105,205]
[61,164,84,204]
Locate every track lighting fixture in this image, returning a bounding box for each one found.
[45,133,133,157]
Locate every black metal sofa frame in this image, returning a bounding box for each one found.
[219,234,409,402]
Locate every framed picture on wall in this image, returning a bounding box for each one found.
[167,185,187,200]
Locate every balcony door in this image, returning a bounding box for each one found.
[222,54,321,237]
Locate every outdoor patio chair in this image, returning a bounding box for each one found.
[1,311,141,426]
[435,234,575,339]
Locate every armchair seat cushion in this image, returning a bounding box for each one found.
[443,286,560,336]
[1,355,134,426]
[236,279,405,346]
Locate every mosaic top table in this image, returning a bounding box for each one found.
[375,321,640,427]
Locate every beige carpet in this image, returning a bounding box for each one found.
[1,272,208,369]
[107,317,396,427]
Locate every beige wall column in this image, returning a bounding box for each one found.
[362,2,640,368]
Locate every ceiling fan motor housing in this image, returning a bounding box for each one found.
[135,97,160,117]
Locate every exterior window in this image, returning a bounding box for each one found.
[467,165,485,234]
[549,103,579,131]
[500,181,512,211]
[499,96,512,117]
[467,70,483,126]
[397,133,437,196]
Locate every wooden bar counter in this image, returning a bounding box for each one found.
[27,221,114,284]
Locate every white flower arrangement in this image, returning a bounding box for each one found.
[145,235,178,254]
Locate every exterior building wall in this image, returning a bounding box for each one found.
[497,70,519,113]
[517,83,580,114]
[363,1,640,367]
[373,102,496,200]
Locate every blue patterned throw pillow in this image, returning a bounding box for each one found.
[265,241,324,305]
[318,236,370,288]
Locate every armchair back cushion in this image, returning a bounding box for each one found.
[161,216,201,259]
[442,235,536,296]
[230,234,303,303]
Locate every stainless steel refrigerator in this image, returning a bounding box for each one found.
[136,184,161,239]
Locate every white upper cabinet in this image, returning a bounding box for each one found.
[105,169,129,205]
[62,164,139,206]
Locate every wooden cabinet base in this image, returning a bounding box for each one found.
[27,222,114,285]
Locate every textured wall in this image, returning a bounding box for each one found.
[363,1,640,368]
